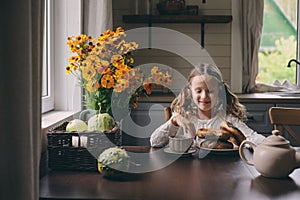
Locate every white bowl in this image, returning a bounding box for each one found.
[169,136,193,153]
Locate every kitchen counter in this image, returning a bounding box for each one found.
[237,93,300,103]
[139,92,300,103]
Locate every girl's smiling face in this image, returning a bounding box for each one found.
[190,75,220,118]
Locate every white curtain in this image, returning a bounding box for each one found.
[241,0,264,92]
[83,0,113,36]
[0,0,43,199]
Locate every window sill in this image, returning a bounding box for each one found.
[42,110,79,131]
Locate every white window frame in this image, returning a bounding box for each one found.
[42,0,82,126]
[297,0,300,84]
[42,0,54,113]
[44,0,82,113]
[231,0,300,93]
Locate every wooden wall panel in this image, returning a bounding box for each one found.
[112,0,232,88]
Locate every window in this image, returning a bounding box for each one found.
[42,0,54,113]
[257,0,299,85]
[42,0,82,114]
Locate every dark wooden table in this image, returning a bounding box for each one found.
[40,146,300,200]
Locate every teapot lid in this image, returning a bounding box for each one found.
[263,134,290,146]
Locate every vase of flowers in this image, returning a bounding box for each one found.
[66,27,172,119]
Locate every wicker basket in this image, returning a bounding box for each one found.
[47,121,122,171]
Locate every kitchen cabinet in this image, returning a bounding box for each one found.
[243,103,274,135]
[122,102,170,146]
[243,102,300,146]
[243,103,300,133]
[243,103,275,135]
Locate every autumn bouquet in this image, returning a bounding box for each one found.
[66,27,172,116]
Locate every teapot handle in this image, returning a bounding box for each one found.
[239,140,256,166]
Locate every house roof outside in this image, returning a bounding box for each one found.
[261,0,296,48]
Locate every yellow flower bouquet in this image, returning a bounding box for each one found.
[66,27,172,116]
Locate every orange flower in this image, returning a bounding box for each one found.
[114,67,131,81]
[93,45,109,58]
[101,74,115,88]
[150,66,172,87]
[80,64,96,81]
[115,27,125,34]
[111,55,124,67]
[85,54,101,69]
[114,78,129,92]
[86,79,100,92]
[151,66,160,77]
[131,103,138,109]
[65,64,73,75]
[126,57,134,65]
[95,59,110,74]
[143,77,155,94]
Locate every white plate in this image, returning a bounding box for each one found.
[198,146,238,152]
[163,147,197,155]
[195,140,239,153]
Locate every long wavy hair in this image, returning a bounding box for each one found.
[170,63,247,121]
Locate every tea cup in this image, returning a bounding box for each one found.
[169,135,193,153]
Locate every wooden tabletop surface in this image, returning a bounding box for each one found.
[40,146,300,200]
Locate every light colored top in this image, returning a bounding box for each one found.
[150,113,266,147]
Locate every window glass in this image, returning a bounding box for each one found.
[42,0,54,113]
[42,0,82,113]
[42,10,48,97]
[257,0,298,85]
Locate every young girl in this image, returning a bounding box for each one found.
[150,63,265,147]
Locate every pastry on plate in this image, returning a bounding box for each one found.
[197,121,246,149]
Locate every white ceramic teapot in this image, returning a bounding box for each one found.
[239,130,300,178]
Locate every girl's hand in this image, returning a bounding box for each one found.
[171,115,196,138]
